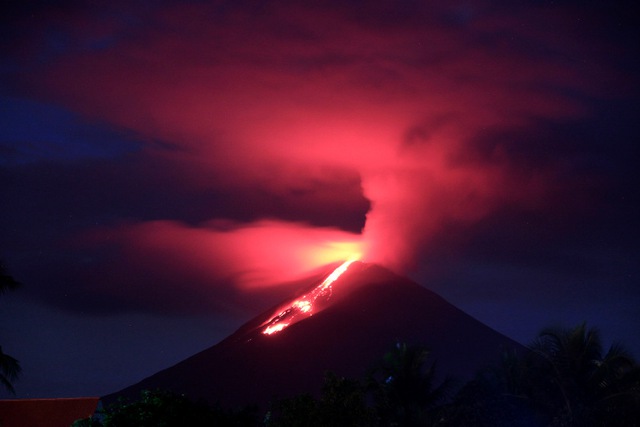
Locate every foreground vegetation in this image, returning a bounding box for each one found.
[0,263,22,395]
[75,323,639,426]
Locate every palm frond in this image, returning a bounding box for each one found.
[0,263,21,294]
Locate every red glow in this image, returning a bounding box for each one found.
[262,258,357,335]
[39,2,602,311]
[76,220,365,309]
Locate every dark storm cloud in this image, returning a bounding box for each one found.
[1,145,367,313]
[1,150,367,230]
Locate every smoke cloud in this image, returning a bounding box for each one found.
[4,0,631,313]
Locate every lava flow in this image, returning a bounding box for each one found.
[262,259,357,335]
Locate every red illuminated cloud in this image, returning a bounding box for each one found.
[15,1,628,301]
[51,219,362,314]
[79,219,362,291]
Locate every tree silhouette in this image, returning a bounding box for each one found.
[0,262,21,395]
[0,262,21,295]
[439,324,639,426]
[369,342,451,426]
[82,389,258,426]
[526,323,639,426]
[266,372,373,427]
[438,348,540,426]
[0,347,21,395]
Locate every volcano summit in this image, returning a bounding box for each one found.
[107,262,524,408]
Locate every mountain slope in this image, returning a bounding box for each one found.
[106,262,525,408]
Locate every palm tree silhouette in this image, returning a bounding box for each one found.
[0,262,22,394]
[0,347,21,395]
[527,323,639,426]
[370,342,451,426]
[0,263,20,295]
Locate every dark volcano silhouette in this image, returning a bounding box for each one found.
[105,262,525,408]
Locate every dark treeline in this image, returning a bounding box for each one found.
[74,323,639,427]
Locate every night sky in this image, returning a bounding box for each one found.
[1,0,638,399]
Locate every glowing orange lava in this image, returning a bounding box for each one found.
[262,258,357,335]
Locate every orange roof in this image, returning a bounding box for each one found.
[0,397,99,427]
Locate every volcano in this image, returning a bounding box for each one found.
[106,262,524,408]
